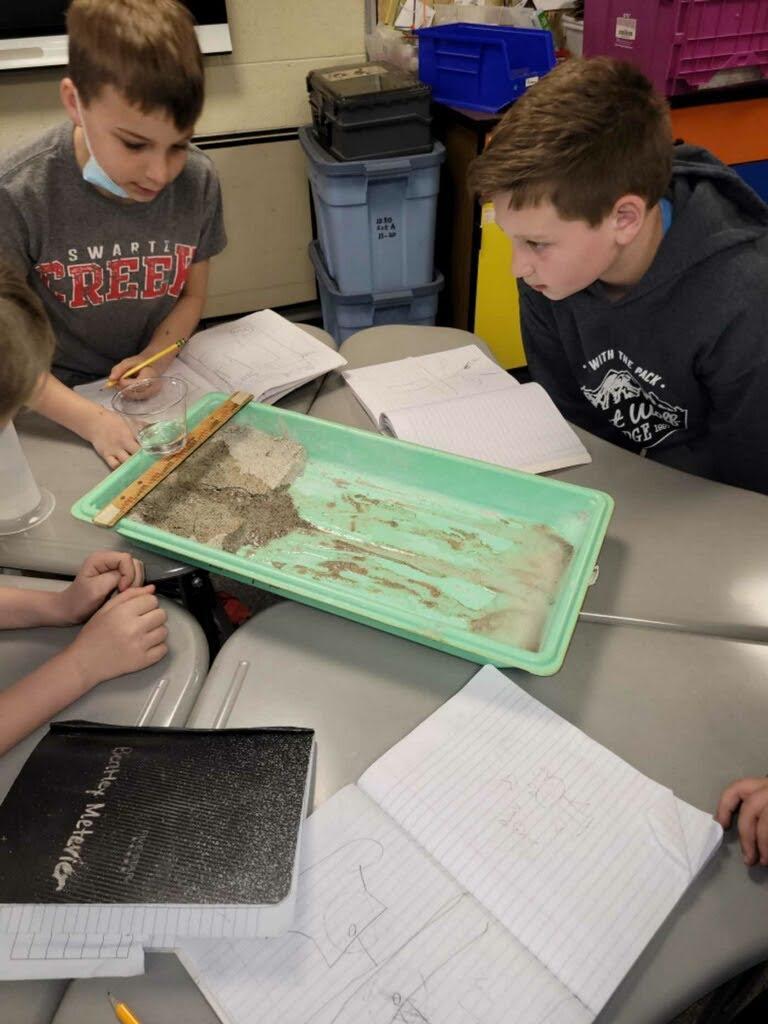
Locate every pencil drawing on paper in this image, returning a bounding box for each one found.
[293,838,387,970]
[484,766,594,850]
[323,894,489,1024]
[530,770,593,839]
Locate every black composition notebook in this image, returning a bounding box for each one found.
[0,721,315,943]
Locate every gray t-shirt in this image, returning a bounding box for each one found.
[0,122,227,382]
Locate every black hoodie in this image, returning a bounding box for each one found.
[519,144,768,495]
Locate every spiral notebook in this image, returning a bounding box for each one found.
[179,665,721,1024]
[343,346,591,474]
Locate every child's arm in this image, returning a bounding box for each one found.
[30,259,209,466]
[30,372,140,469]
[108,261,211,387]
[0,551,144,630]
[0,585,168,757]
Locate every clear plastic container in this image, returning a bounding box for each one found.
[0,423,55,536]
[112,377,188,457]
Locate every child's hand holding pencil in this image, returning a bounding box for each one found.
[103,338,186,391]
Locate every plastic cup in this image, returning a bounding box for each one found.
[0,422,55,535]
[112,376,188,457]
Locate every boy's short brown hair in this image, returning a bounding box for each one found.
[468,58,673,226]
[0,264,55,422]
[67,0,204,131]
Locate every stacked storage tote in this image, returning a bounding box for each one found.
[303,63,446,345]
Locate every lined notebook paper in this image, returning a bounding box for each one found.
[343,347,590,474]
[0,934,144,981]
[75,309,346,410]
[179,666,721,1024]
[343,345,519,424]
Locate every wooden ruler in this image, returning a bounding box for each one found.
[94,391,253,528]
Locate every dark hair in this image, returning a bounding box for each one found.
[67,0,204,131]
[468,58,673,225]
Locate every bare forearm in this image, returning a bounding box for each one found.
[141,259,210,371]
[30,371,138,467]
[30,372,101,440]
[0,587,70,629]
[0,648,89,756]
[143,293,206,372]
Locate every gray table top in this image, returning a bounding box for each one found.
[11,325,768,1023]
[308,325,768,640]
[51,952,217,1024]
[184,601,768,1024]
[1,324,336,581]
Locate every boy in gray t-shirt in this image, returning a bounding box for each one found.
[0,0,226,468]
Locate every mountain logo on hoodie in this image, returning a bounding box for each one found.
[582,369,640,410]
[582,367,688,448]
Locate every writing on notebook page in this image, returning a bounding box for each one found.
[180,783,589,1024]
[183,312,336,393]
[178,666,720,1024]
[73,309,346,409]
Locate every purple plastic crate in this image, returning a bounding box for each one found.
[584,0,768,96]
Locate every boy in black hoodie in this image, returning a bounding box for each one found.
[469,58,768,495]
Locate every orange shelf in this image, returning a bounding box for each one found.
[671,98,768,165]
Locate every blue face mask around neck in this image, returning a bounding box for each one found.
[76,95,130,199]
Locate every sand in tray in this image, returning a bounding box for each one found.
[132,422,574,652]
[132,423,310,552]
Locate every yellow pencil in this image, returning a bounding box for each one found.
[107,991,143,1024]
[102,338,186,389]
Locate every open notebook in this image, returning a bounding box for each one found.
[74,309,346,409]
[179,665,721,1024]
[343,346,591,474]
[0,722,316,974]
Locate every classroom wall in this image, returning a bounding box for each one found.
[0,0,366,315]
[0,1,365,143]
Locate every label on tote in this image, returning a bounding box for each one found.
[615,16,637,42]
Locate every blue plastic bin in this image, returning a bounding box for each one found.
[300,126,445,295]
[417,23,556,112]
[309,240,443,344]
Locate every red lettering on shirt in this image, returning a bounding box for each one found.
[141,255,174,299]
[36,261,67,303]
[67,263,105,308]
[167,243,196,298]
[105,257,140,301]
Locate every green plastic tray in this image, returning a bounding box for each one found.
[72,394,613,674]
